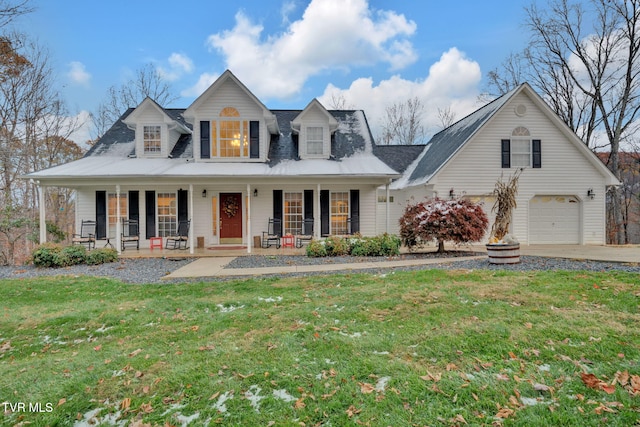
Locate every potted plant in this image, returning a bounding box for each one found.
[487,170,522,264]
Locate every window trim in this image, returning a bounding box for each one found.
[143,125,162,155]
[330,191,349,235]
[283,192,304,235]
[107,192,128,239]
[156,192,177,238]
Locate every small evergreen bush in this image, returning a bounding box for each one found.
[305,239,327,257]
[32,244,116,267]
[32,243,62,267]
[86,248,118,265]
[56,245,87,267]
[324,236,349,256]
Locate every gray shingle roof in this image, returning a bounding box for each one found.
[404,86,518,186]
[372,145,426,173]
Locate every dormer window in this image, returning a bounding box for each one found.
[306,127,324,156]
[199,106,260,159]
[143,125,162,154]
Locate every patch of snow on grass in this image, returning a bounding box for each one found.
[245,385,265,413]
[339,331,363,338]
[73,408,105,427]
[273,389,297,402]
[217,304,245,313]
[95,324,113,333]
[376,376,391,392]
[161,403,186,416]
[258,296,283,303]
[212,391,233,414]
[174,411,200,426]
[372,351,390,355]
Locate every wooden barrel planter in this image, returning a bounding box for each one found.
[486,243,520,264]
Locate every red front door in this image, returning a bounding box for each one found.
[220,193,243,241]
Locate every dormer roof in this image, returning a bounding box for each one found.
[183,70,279,134]
[291,98,339,133]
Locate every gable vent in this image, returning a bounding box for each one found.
[515,104,527,116]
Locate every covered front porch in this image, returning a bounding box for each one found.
[115,244,306,259]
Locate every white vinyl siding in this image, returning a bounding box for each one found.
[190,79,267,161]
[425,91,607,244]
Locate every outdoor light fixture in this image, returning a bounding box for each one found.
[202,189,207,198]
[449,188,455,199]
[587,188,595,200]
[254,189,258,197]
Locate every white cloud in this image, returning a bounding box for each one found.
[157,53,194,82]
[67,61,91,87]
[318,48,484,142]
[202,0,417,100]
[180,72,220,98]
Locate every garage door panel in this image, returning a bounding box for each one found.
[530,196,580,244]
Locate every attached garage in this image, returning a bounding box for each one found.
[529,195,581,244]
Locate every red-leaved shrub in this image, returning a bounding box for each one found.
[399,197,488,252]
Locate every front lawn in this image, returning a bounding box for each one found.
[1,269,639,426]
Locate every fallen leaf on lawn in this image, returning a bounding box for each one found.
[141,386,150,394]
[198,344,216,351]
[191,325,199,332]
[236,372,254,379]
[0,341,12,353]
[594,403,616,414]
[209,392,220,400]
[508,351,518,359]
[128,348,143,358]
[57,398,66,406]
[446,363,458,371]
[419,371,441,382]
[630,375,640,393]
[121,398,131,410]
[93,345,102,351]
[601,384,616,394]
[139,402,153,413]
[359,382,375,394]
[294,398,306,409]
[450,414,467,424]
[533,383,552,393]
[346,405,361,418]
[495,407,515,419]
[135,371,144,378]
[496,374,510,381]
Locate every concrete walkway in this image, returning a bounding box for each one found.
[164,244,639,279]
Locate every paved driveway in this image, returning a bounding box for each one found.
[513,244,639,263]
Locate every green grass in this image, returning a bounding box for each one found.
[0,269,639,426]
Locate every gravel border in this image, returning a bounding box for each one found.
[0,252,638,284]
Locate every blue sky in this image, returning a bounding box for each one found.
[22,0,530,142]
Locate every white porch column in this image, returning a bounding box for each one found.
[247,183,252,254]
[38,182,46,244]
[316,183,321,240]
[189,184,194,254]
[385,182,390,234]
[115,185,122,254]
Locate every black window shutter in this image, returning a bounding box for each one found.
[349,190,360,234]
[178,189,188,223]
[145,191,156,239]
[501,139,511,168]
[532,139,542,168]
[320,190,330,236]
[128,191,139,222]
[303,190,314,220]
[95,191,106,239]
[249,121,259,159]
[273,190,283,236]
[200,121,210,159]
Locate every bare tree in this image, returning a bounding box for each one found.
[487,0,640,244]
[437,106,457,130]
[93,63,179,138]
[379,97,426,145]
[326,92,353,110]
[0,31,82,263]
[0,0,32,28]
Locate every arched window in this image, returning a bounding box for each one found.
[511,126,531,167]
[211,106,248,157]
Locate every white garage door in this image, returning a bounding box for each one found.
[529,195,580,244]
